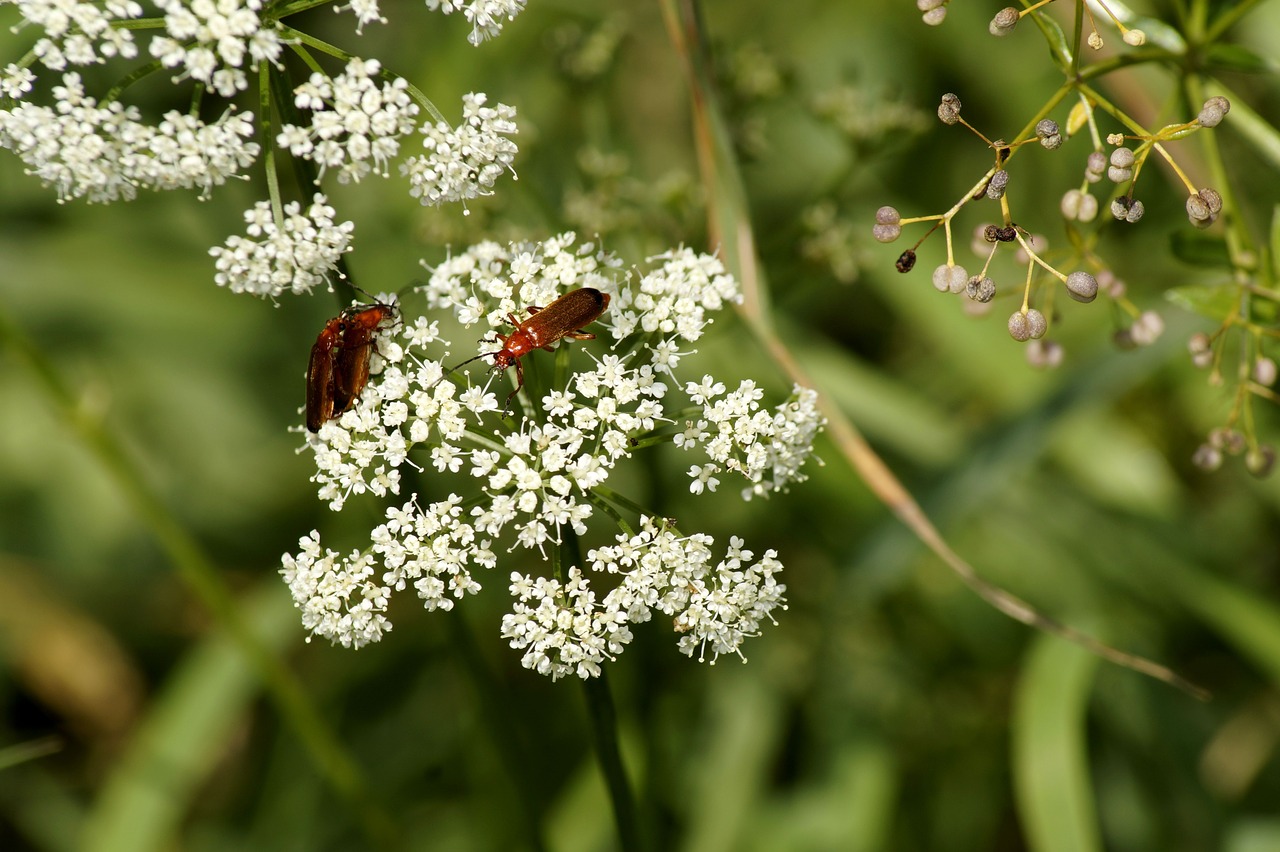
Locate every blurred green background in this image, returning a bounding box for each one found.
[3,0,1280,850]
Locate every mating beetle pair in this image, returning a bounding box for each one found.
[305,287,610,431]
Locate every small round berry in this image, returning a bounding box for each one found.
[1076,193,1098,222]
[1060,189,1084,220]
[1189,338,1214,367]
[1246,445,1276,478]
[983,224,1002,243]
[873,224,902,243]
[966,275,996,302]
[1008,311,1031,342]
[1209,427,1246,455]
[875,206,901,225]
[938,93,962,125]
[1087,31,1104,50]
[989,6,1019,36]
[1026,308,1048,339]
[896,250,917,273]
[1191,443,1222,471]
[1253,356,1277,386]
[1026,338,1064,369]
[1096,269,1125,298]
[923,8,947,25]
[995,225,1018,242]
[1186,190,1221,228]
[1065,270,1099,303]
[1108,147,1135,182]
[1085,151,1107,182]
[1110,197,1145,223]
[1129,310,1164,345]
[1197,96,1230,128]
[1123,28,1146,46]
[1035,119,1062,149]
[932,263,969,294]
[985,169,1010,200]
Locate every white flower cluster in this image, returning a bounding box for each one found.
[150,0,283,98]
[277,58,420,184]
[280,531,391,649]
[400,92,518,207]
[0,73,259,201]
[9,0,142,70]
[209,193,354,297]
[501,518,786,680]
[282,233,821,676]
[424,0,528,45]
[678,379,824,499]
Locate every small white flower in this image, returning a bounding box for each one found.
[688,463,720,494]
[0,73,258,202]
[150,0,281,96]
[209,193,354,298]
[400,92,519,207]
[11,0,143,70]
[424,0,528,45]
[278,58,420,183]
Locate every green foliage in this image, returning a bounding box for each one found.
[2,1,1280,850]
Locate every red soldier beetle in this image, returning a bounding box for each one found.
[306,315,346,432]
[306,295,399,432]
[442,287,610,413]
[332,302,398,415]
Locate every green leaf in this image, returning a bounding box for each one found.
[1206,43,1279,74]
[1013,635,1102,852]
[1164,281,1240,319]
[1170,230,1233,268]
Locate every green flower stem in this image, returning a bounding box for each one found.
[263,64,362,304]
[259,62,285,225]
[581,672,645,852]
[288,41,328,78]
[1187,77,1260,272]
[102,57,170,104]
[657,0,1209,700]
[589,485,655,531]
[275,24,446,124]
[584,490,634,536]
[0,302,403,849]
[114,17,168,29]
[1205,0,1268,42]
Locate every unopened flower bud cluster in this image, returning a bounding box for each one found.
[889,3,1276,475]
[871,70,1233,364]
[282,233,823,676]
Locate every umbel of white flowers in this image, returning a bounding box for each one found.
[281,233,824,679]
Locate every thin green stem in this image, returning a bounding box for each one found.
[589,485,655,529]
[259,61,284,224]
[102,57,169,103]
[1205,0,1267,42]
[276,24,446,124]
[581,672,644,852]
